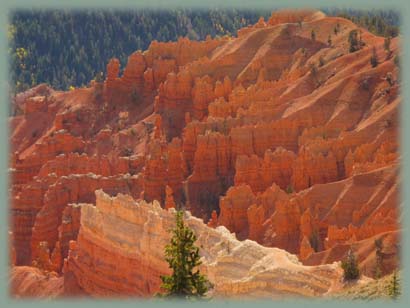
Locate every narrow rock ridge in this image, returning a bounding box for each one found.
[65,190,342,298]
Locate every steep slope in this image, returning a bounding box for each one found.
[9,9,401,298]
[64,190,342,298]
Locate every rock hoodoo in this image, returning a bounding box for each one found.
[9,9,401,298]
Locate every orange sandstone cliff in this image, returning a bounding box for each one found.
[9,9,401,298]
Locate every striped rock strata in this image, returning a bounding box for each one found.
[65,190,342,298]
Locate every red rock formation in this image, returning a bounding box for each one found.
[267,9,326,26]
[207,210,218,228]
[145,36,225,67]
[304,230,400,278]
[10,266,64,298]
[164,186,176,210]
[218,184,255,239]
[156,70,193,138]
[106,58,120,81]
[11,131,86,187]
[192,76,215,120]
[291,145,339,191]
[63,191,342,298]
[166,137,184,202]
[234,147,296,192]
[143,68,155,93]
[24,96,48,114]
[9,9,401,298]
[122,51,146,91]
[143,139,167,203]
[30,173,139,264]
[299,236,315,260]
[186,132,232,219]
[57,203,81,267]
[248,184,290,241]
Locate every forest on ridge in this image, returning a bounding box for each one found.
[8,8,399,94]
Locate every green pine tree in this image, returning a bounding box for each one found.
[370,47,379,68]
[388,270,401,300]
[384,36,391,53]
[341,249,360,281]
[311,29,316,41]
[309,229,320,252]
[160,211,211,299]
[348,29,360,53]
[374,238,383,279]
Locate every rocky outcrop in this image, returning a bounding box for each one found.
[10,266,64,298]
[11,131,86,186]
[218,185,255,239]
[192,76,215,120]
[304,230,400,278]
[186,132,232,219]
[30,173,140,268]
[267,9,326,26]
[65,190,342,298]
[122,51,147,91]
[217,164,399,257]
[164,185,176,210]
[9,9,401,299]
[143,139,167,203]
[234,147,296,192]
[155,70,193,139]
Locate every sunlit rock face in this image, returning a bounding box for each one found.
[9,8,401,298]
[65,190,342,298]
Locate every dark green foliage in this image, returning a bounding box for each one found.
[310,63,318,76]
[394,55,400,68]
[388,270,400,300]
[324,8,399,38]
[370,47,379,68]
[94,71,104,83]
[311,29,316,41]
[374,238,383,279]
[319,56,325,67]
[348,29,361,53]
[360,78,370,91]
[334,23,340,35]
[121,147,133,157]
[310,63,320,87]
[386,72,394,86]
[160,211,211,298]
[384,36,391,53]
[9,9,399,95]
[286,184,294,194]
[309,229,320,252]
[130,87,140,104]
[9,9,270,94]
[341,249,360,281]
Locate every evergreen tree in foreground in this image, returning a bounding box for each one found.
[160,211,211,298]
[341,249,360,281]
